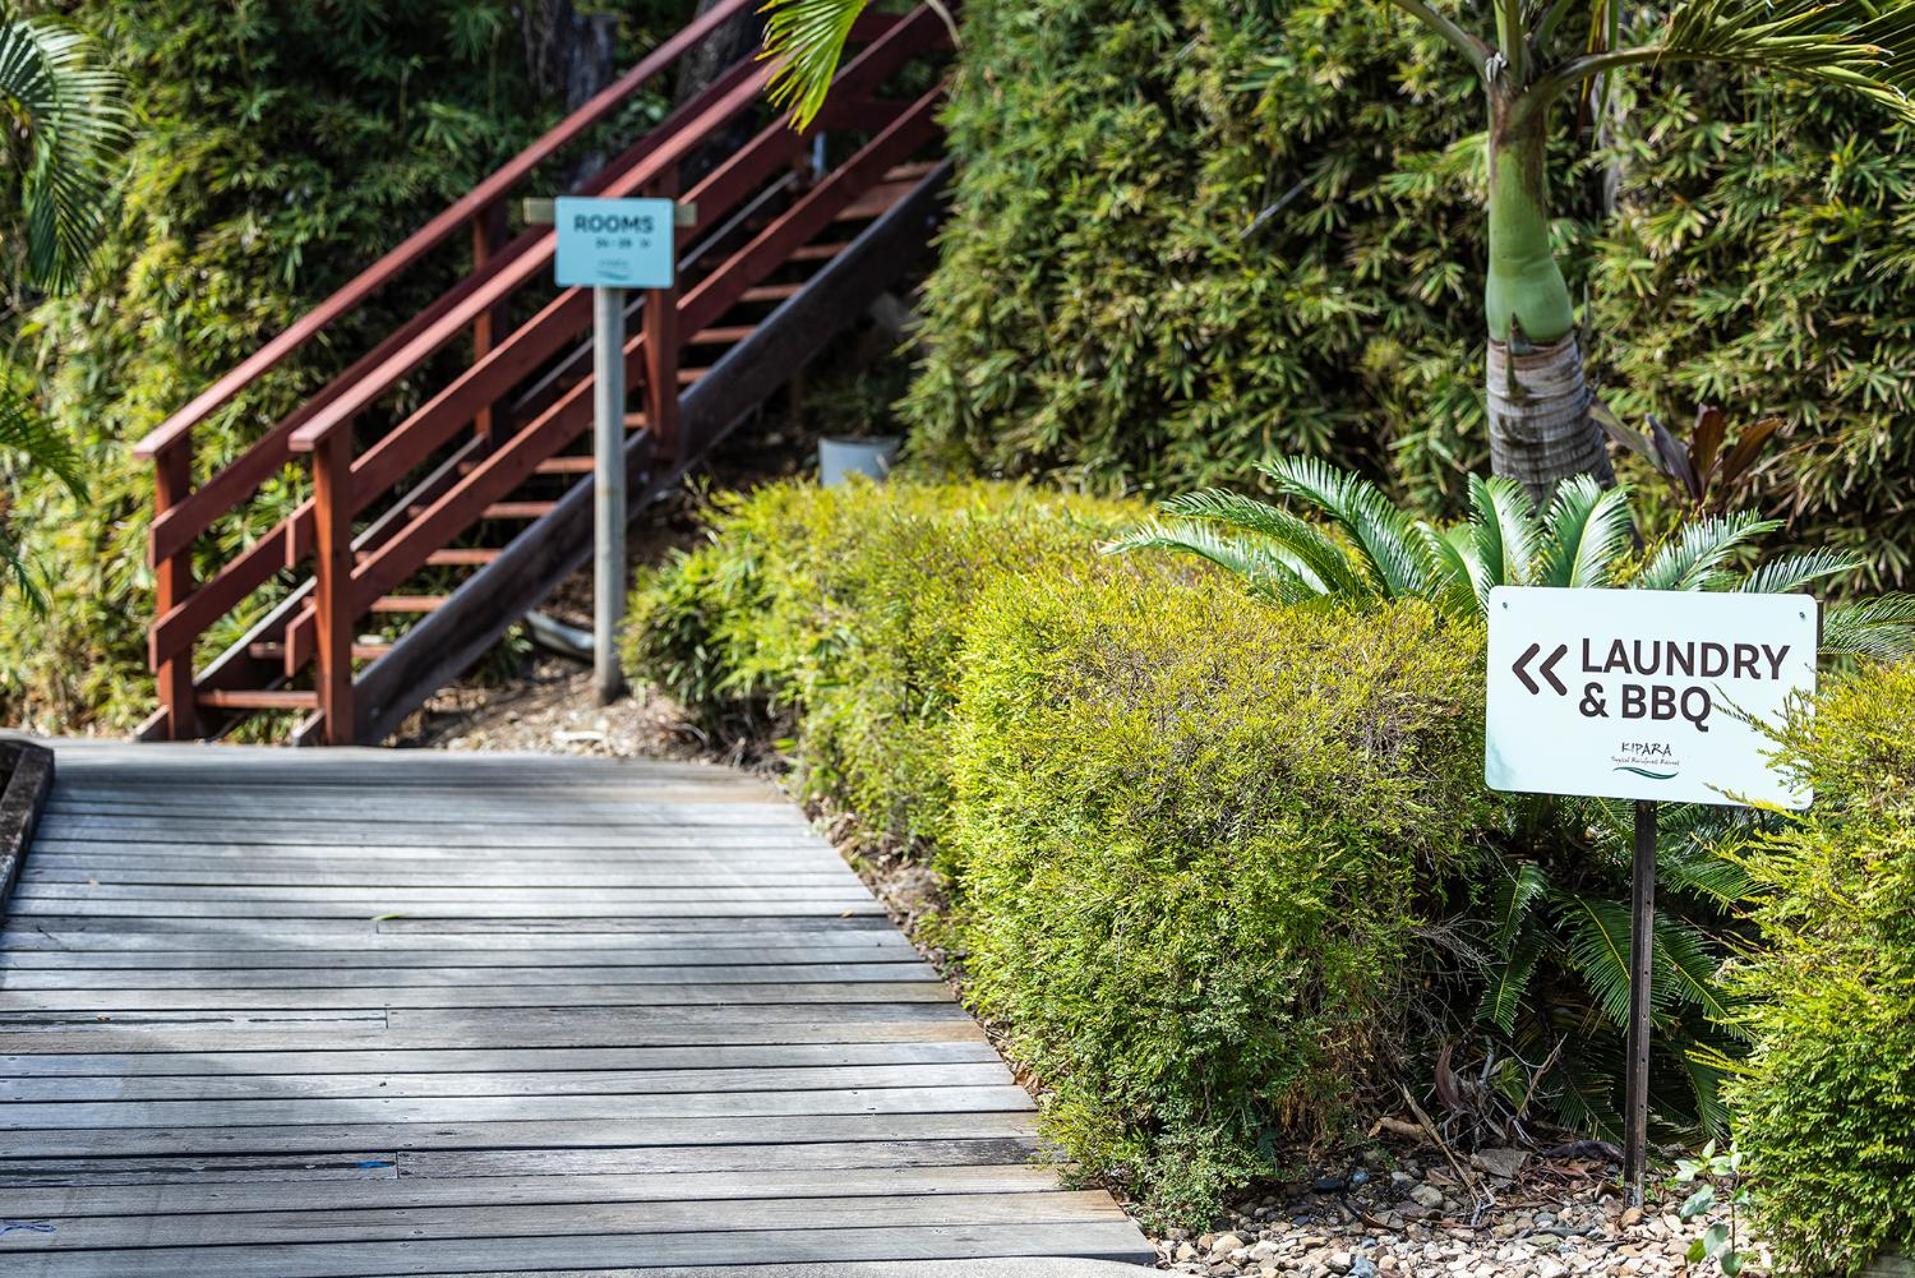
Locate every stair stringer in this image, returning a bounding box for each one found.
[349,161,953,745]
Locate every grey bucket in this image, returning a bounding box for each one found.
[818,435,901,487]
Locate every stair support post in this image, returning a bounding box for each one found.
[151,441,199,740]
[470,198,510,445]
[642,168,682,466]
[312,427,358,744]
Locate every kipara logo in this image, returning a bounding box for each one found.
[1611,740,1681,781]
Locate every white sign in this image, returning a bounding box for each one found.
[553,196,675,289]
[1485,586,1817,808]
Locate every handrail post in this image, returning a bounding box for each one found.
[311,428,357,745]
[470,199,509,445]
[152,442,198,740]
[641,167,682,467]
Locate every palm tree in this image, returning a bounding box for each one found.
[0,11,130,598]
[761,0,1915,504]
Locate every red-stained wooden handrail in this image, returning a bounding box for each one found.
[131,0,758,463]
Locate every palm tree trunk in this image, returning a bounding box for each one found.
[1484,97,1614,508]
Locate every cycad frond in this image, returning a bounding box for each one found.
[1736,548,1860,595]
[760,0,874,128]
[1264,456,1430,599]
[1558,892,1641,1027]
[1633,511,1780,591]
[1157,487,1362,597]
[1488,859,1551,953]
[1412,521,1481,618]
[1540,476,1634,588]
[1103,522,1321,605]
[1475,935,1543,1036]
[1468,474,1541,597]
[1652,913,1737,1029]
[1821,594,1915,660]
[0,15,132,292]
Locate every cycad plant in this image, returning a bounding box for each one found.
[761,0,1915,503]
[1113,458,1915,1139]
[0,11,128,598]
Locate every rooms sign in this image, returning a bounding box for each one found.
[1485,586,1817,808]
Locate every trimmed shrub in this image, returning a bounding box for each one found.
[947,561,1493,1222]
[1727,662,1915,1275]
[624,480,1142,842]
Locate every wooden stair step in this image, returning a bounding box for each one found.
[370,595,449,613]
[788,243,851,263]
[535,455,596,475]
[425,547,503,567]
[834,178,919,222]
[482,501,557,520]
[677,368,708,386]
[741,282,803,304]
[249,642,391,662]
[196,689,319,712]
[689,324,757,343]
[884,160,940,181]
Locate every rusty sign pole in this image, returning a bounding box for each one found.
[1623,798,1658,1205]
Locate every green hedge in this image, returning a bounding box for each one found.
[1728,662,1915,1275]
[624,480,1141,843]
[626,479,1494,1222]
[899,0,1915,588]
[948,561,1490,1223]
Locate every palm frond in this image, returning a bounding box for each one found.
[1103,522,1321,605]
[1736,548,1860,595]
[1540,476,1634,588]
[0,527,45,613]
[1468,474,1540,599]
[1650,0,1915,107]
[1264,456,1429,599]
[1821,594,1915,660]
[760,0,873,128]
[0,15,133,292]
[0,383,85,497]
[1632,511,1780,591]
[1156,487,1362,598]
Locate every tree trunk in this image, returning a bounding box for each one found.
[1484,95,1614,509]
[672,0,765,187]
[521,0,619,187]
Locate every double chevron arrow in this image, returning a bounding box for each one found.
[1512,641,1570,696]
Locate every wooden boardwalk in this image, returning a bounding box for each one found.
[0,742,1150,1276]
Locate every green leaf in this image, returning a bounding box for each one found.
[1679,1183,1716,1220]
[761,0,874,128]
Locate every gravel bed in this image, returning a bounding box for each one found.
[1152,1145,1768,1277]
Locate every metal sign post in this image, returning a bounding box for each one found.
[1485,586,1818,1204]
[551,196,678,705]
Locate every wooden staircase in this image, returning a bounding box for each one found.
[133,1,952,746]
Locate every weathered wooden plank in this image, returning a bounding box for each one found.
[0,961,934,988]
[0,1015,986,1054]
[0,980,954,1013]
[11,883,872,904]
[0,1109,1042,1159]
[2,1136,1039,1189]
[1,1061,1011,1102]
[0,943,919,968]
[2,1041,999,1078]
[7,1162,1060,1218]
[26,836,835,857]
[4,898,888,919]
[4,917,899,946]
[0,1220,1156,1276]
[0,1190,1123,1252]
[0,1084,1036,1132]
[20,864,861,888]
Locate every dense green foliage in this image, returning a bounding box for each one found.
[899,0,1915,587]
[0,1,683,728]
[949,564,1489,1223]
[624,480,1140,843]
[1727,663,1915,1275]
